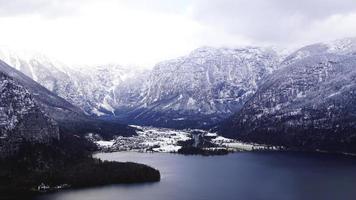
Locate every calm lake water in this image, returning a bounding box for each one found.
[34,152,356,200]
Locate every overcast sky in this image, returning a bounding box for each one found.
[1,0,356,68]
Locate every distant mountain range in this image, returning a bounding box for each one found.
[0,46,284,129]
[2,38,356,153]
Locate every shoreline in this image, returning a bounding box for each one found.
[93,147,356,159]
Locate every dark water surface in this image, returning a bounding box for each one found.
[35,152,356,200]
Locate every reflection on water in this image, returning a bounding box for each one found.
[35,152,356,200]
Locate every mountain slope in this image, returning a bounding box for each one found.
[218,51,356,153]
[0,60,135,139]
[114,47,282,128]
[0,71,59,158]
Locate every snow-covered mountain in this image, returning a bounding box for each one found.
[3,37,356,154]
[0,47,141,117]
[0,59,136,139]
[218,38,356,153]
[5,38,356,132]
[0,46,283,129]
[113,46,283,128]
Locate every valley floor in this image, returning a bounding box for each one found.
[89,126,280,154]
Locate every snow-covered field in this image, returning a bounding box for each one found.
[91,126,274,153]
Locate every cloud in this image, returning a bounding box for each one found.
[0,0,85,18]
[0,0,203,68]
[0,0,191,18]
[1,0,356,67]
[189,0,356,46]
[118,0,191,15]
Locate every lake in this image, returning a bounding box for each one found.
[34,152,356,200]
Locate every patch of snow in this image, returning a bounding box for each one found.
[101,97,115,115]
[212,136,233,142]
[96,140,115,148]
[92,108,106,116]
[173,118,186,121]
[152,145,182,153]
[297,92,306,98]
[205,132,218,137]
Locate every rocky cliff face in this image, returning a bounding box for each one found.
[114,47,282,128]
[0,71,59,158]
